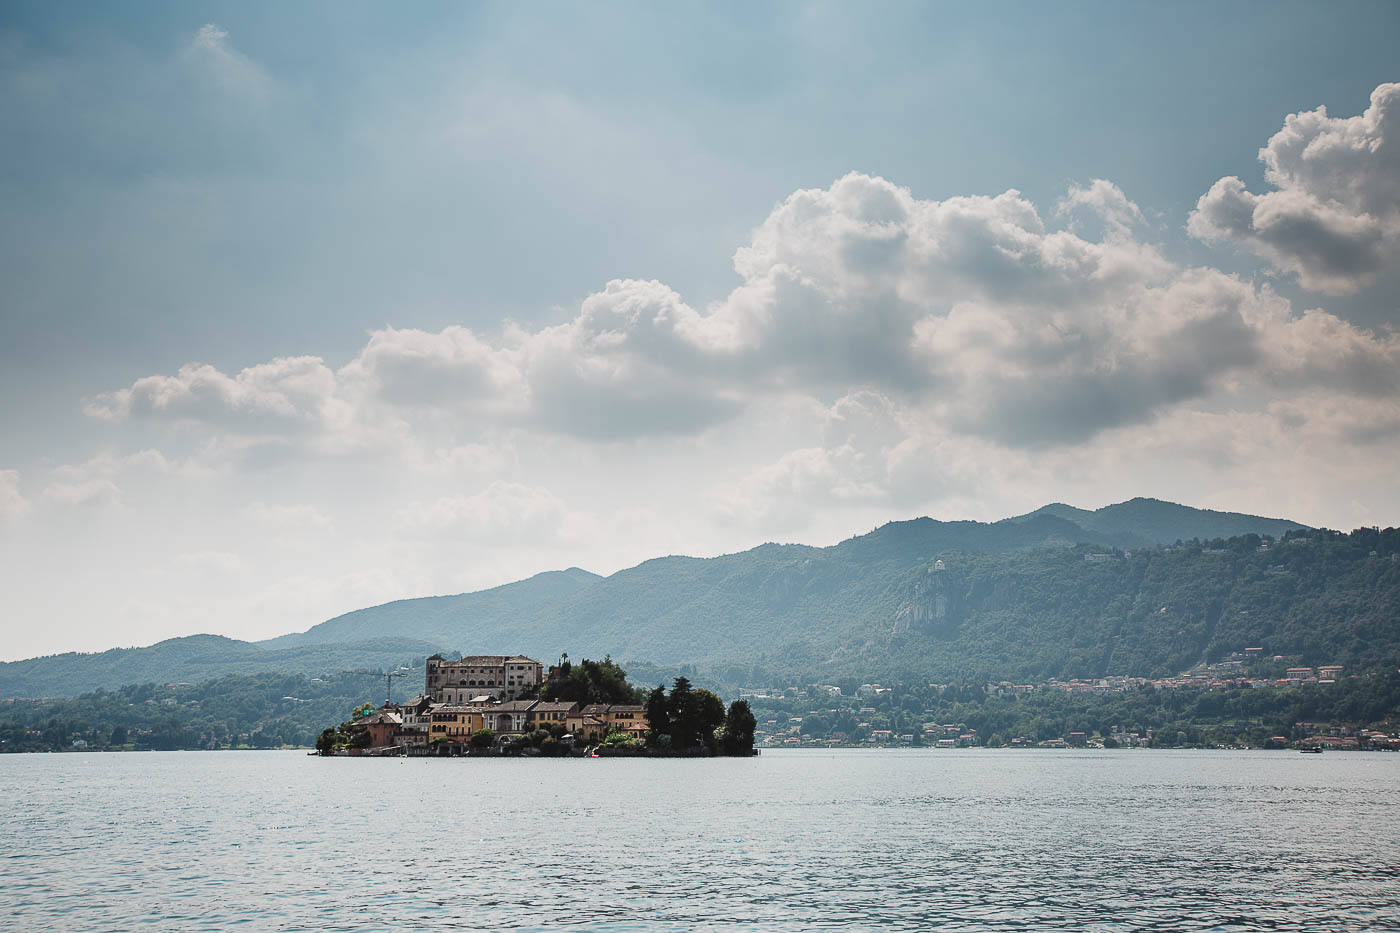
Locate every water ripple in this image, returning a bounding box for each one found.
[0,750,1397,931]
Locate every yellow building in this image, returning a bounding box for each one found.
[429,706,485,740]
[565,711,610,742]
[527,701,578,729]
[604,704,649,738]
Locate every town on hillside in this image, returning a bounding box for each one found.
[740,651,1400,751]
[319,653,758,758]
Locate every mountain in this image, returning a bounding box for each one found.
[1,498,1338,697]
[1005,497,1304,549]
[0,634,440,699]
[262,567,602,650]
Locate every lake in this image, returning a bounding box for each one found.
[1,749,1397,931]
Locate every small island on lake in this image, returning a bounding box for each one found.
[316,653,756,758]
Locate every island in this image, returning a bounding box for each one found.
[315,653,757,757]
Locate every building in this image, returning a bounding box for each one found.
[425,654,544,703]
[483,700,537,735]
[565,710,610,742]
[360,710,403,749]
[429,706,485,742]
[528,701,578,729]
[396,695,435,734]
[604,705,648,739]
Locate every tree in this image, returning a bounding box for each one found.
[721,700,756,755]
[694,689,727,750]
[645,685,670,746]
[540,656,641,706]
[315,728,338,756]
[469,728,495,749]
[668,677,699,749]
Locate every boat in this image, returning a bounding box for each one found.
[1299,746,1323,754]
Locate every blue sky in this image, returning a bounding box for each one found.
[2,2,1398,658]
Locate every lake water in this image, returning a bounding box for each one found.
[1,749,1398,931]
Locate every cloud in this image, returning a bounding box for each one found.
[1057,179,1147,237]
[244,502,333,530]
[173,549,248,576]
[87,172,1400,464]
[42,478,121,508]
[1189,83,1400,294]
[395,481,573,544]
[184,24,273,101]
[0,470,29,519]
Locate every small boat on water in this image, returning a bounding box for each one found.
[1299,746,1323,754]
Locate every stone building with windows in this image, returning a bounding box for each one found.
[425,654,544,703]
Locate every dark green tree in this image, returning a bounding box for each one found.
[721,700,756,755]
[694,688,727,750]
[645,685,671,746]
[668,677,700,749]
[315,728,339,756]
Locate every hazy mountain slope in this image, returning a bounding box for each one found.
[871,530,1399,683]
[2,499,1335,697]
[0,635,439,699]
[1006,497,1306,548]
[259,513,1109,671]
[262,567,602,649]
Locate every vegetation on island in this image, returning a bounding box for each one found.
[639,677,755,755]
[536,655,642,705]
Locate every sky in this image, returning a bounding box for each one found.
[1,2,1398,660]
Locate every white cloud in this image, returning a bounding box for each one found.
[88,171,1400,463]
[185,24,272,100]
[42,478,121,508]
[0,470,29,519]
[1057,179,1147,237]
[395,481,573,544]
[1190,83,1400,294]
[245,502,333,530]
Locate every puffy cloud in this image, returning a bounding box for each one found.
[1190,83,1400,293]
[86,357,342,430]
[88,171,1400,464]
[0,470,29,519]
[1057,179,1147,237]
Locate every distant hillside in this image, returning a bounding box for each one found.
[1005,497,1304,549]
[3,498,1336,697]
[262,567,602,650]
[0,635,439,699]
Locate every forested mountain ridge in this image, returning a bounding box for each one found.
[0,498,1350,698]
[1004,497,1305,549]
[0,635,439,699]
[261,567,602,650]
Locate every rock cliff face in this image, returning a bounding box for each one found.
[893,559,961,635]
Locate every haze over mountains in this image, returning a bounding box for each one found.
[7,497,1364,698]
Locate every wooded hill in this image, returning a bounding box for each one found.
[9,498,1394,700]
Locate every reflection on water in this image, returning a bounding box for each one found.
[1,749,1397,931]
